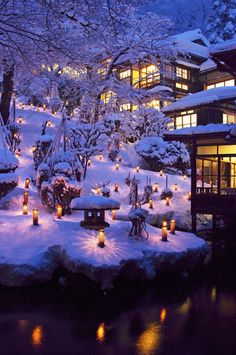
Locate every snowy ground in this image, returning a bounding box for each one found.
[0,105,209,287]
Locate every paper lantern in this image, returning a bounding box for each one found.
[160,170,163,177]
[170,219,176,235]
[98,229,105,248]
[56,205,62,219]
[88,159,91,166]
[165,197,170,206]
[136,166,140,173]
[23,202,28,215]
[23,191,28,203]
[161,220,168,241]
[115,163,119,170]
[25,178,30,189]
[32,209,38,226]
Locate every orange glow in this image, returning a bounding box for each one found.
[33,209,38,226]
[160,170,163,177]
[25,178,30,188]
[162,220,168,241]
[137,322,160,355]
[88,159,91,166]
[183,175,187,180]
[149,199,154,209]
[98,229,105,248]
[188,191,191,201]
[165,197,170,206]
[136,166,140,173]
[18,116,23,124]
[153,182,158,193]
[56,205,62,219]
[111,210,116,220]
[160,308,167,323]
[32,325,43,347]
[23,202,28,215]
[170,219,176,235]
[114,183,119,192]
[98,154,103,160]
[23,191,28,203]
[96,323,105,343]
[115,163,119,170]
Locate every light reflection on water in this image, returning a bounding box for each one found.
[0,278,235,354]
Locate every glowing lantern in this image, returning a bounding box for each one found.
[160,170,163,177]
[32,145,36,153]
[22,202,28,215]
[174,183,178,191]
[17,148,21,156]
[118,156,122,162]
[25,178,30,188]
[115,163,119,170]
[170,219,176,235]
[111,210,116,220]
[23,191,28,203]
[15,152,20,158]
[136,166,140,173]
[165,197,170,206]
[21,103,25,110]
[188,191,191,201]
[37,107,40,112]
[30,103,34,109]
[43,104,46,110]
[98,154,102,161]
[114,183,119,192]
[18,116,23,124]
[96,323,105,343]
[96,188,101,195]
[47,120,51,127]
[160,308,167,323]
[183,175,187,180]
[119,143,122,148]
[98,229,105,248]
[149,199,154,209]
[56,205,62,219]
[88,159,91,166]
[153,182,158,193]
[13,133,17,139]
[32,209,39,226]
[161,220,168,241]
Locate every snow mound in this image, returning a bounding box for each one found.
[71,195,120,210]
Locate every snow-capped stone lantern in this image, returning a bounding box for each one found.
[71,195,120,230]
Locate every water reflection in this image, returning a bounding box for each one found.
[32,325,43,347]
[136,322,161,355]
[96,323,105,343]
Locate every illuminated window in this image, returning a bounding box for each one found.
[176,67,189,80]
[175,82,189,90]
[101,91,114,104]
[119,103,131,111]
[119,69,131,80]
[206,79,235,90]
[175,111,197,128]
[144,100,160,110]
[223,113,236,124]
[140,64,160,88]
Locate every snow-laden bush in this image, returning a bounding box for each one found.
[33,134,54,169]
[0,148,18,173]
[49,97,61,114]
[135,136,190,173]
[17,75,50,106]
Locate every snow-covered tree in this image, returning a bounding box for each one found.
[135,136,190,173]
[207,0,236,43]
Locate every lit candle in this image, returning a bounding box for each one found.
[56,205,62,219]
[149,199,154,209]
[183,175,187,180]
[174,183,178,191]
[188,191,191,201]
[115,163,119,170]
[160,170,163,177]
[18,116,23,124]
[88,159,91,166]
[118,156,122,162]
[25,178,30,188]
[161,221,168,241]
[111,210,116,220]
[114,183,119,192]
[136,166,140,173]
[170,219,176,234]
[153,182,159,193]
[23,191,28,203]
[32,208,38,226]
[99,154,102,160]
[22,202,28,215]
[98,229,105,248]
[165,197,170,206]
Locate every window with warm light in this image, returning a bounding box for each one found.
[175,111,197,128]
[175,82,189,90]
[119,103,131,111]
[176,66,189,80]
[140,64,160,88]
[101,91,114,104]
[206,79,235,90]
[144,100,160,110]
[119,69,131,80]
[223,113,236,124]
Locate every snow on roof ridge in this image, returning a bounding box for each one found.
[210,38,236,54]
[172,28,210,46]
[165,123,236,136]
[162,86,236,113]
[200,58,217,73]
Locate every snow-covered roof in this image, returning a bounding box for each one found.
[162,86,236,113]
[172,29,210,47]
[175,59,200,69]
[210,39,236,55]
[147,85,173,94]
[165,123,236,138]
[71,195,120,210]
[200,59,217,73]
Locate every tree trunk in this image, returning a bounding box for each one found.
[0,64,14,125]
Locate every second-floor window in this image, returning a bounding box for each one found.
[119,103,131,111]
[206,79,235,90]
[140,64,160,88]
[223,112,236,124]
[101,91,114,104]
[176,82,189,91]
[176,66,189,80]
[119,69,131,80]
[175,110,197,129]
[143,100,160,110]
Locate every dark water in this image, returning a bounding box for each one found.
[0,246,236,355]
